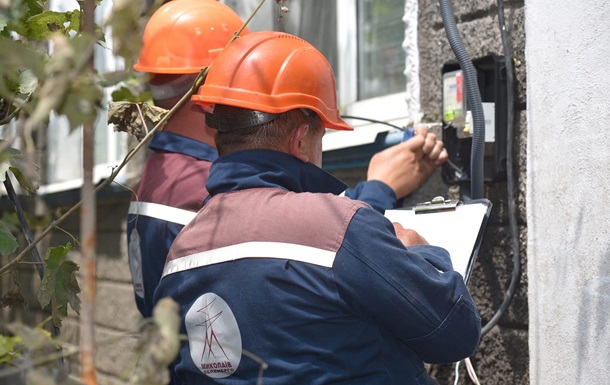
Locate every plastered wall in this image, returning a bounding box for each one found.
[525,1,610,384]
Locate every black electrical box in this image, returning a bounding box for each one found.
[441,54,508,186]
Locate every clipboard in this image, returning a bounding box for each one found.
[384,197,492,283]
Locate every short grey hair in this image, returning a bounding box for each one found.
[213,106,323,156]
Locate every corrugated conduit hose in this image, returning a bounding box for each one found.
[438,0,485,200]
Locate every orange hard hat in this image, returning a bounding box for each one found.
[192,31,352,131]
[134,0,249,74]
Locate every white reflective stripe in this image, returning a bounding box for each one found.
[163,241,336,277]
[128,202,197,226]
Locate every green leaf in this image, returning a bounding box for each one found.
[37,243,81,328]
[1,212,21,234]
[2,0,51,39]
[105,0,146,63]
[0,73,19,100]
[23,33,73,129]
[18,68,38,94]
[0,38,46,80]
[0,143,41,195]
[4,20,28,37]
[111,86,152,103]
[97,70,131,88]
[5,322,55,354]
[64,9,81,35]
[25,10,75,41]
[9,166,38,195]
[70,33,97,66]
[58,74,103,130]
[22,33,99,131]
[24,0,45,16]
[0,221,18,257]
[0,334,23,365]
[0,0,24,34]
[111,86,137,102]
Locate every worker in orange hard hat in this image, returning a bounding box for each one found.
[126,2,250,385]
[128,0,446,327]
[154,31,479,385]
[126,0,250,321]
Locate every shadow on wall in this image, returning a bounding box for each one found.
[576,239,610,383]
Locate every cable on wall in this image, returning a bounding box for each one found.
[438,0,486,200]
[481,0,521,336]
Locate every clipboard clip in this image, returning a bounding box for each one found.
[414,196,461,214]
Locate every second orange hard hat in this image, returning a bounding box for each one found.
[134,0,249,74]
[192,31,352,131]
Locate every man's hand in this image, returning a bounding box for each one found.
[392,222,429,246]
[367,126,448,199]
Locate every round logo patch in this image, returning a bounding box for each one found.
[185,292,242,378]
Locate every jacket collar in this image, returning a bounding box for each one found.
[149,131,218,161]
[206,149,347,196]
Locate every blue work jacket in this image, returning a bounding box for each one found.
[127,131,219,318]
[154,149,481,385]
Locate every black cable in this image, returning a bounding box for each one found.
[341,115,405,131]
[3,173,64,360]
[438,0,486,199]
[3,176,45,279]
[481,0,521,336]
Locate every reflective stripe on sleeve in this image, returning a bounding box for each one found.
[162,241,336,277]
[128,202,197,226]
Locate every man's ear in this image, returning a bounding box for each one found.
[289,122,310,162]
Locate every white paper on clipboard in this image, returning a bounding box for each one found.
[384,199,492,282]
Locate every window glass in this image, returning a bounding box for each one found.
[277,0,338,78]
[357,0,406,100]
[224,0,338,87]
[45,0,127,187]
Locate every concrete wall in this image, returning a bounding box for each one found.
[526,1,610,384]
[418,0,529,383]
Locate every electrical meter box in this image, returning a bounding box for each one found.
[442,69,466,132]
[441,54,508,186]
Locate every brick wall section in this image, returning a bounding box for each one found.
[80,199,142,382]
[53,197,142,383]
[0,195,141,384]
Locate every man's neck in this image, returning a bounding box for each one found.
[161,102,216,147]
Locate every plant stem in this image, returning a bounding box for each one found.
[0,93,34,126]
[79,0,97,383]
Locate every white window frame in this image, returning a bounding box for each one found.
[325,0,417,152]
